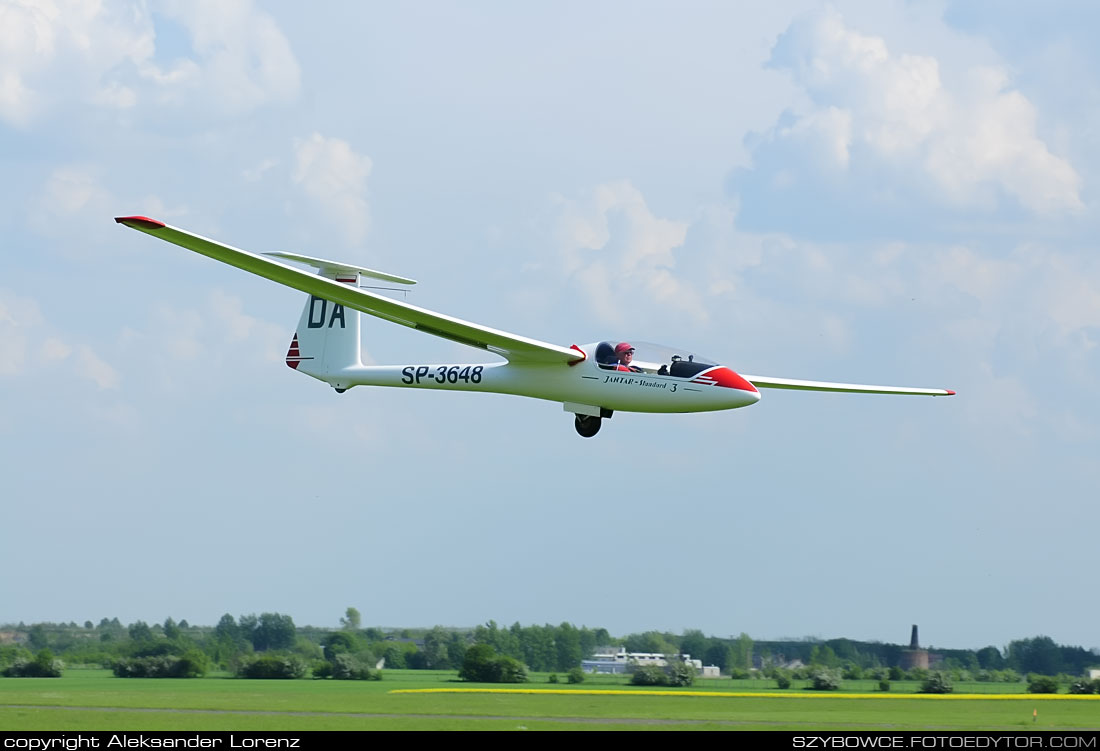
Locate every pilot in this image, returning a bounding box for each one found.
[614,342,643,373]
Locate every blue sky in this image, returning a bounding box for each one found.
[2,1,1098,653]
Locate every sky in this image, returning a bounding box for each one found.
[2,0,1098,654]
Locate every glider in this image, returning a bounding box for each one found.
[115,216,954,437]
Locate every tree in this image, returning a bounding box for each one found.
[128,621,154,644]
[729,633,754,672]
[322,631,360,661]
[976,646,1004,670]
[623,631,675,655]
[245,613,296,652]
[680,630,708,662]
[27,625,48,651]
[555,622,583,671]
[1007,637,1063,676]
[422,626,451,669]
[809,645,838,668]
[340,607,361,631]
[447,632,468,670]
[162,618,181,641]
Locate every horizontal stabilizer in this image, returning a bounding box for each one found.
[265,252,416,285]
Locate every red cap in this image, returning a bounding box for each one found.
[615,342,634,354]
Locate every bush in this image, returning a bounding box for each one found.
[879,680,890,692]
[776,675,792,690]
[728,667,750,679]
[331,653,375,680]
[312,660,333,679]
[113,651,206,678]
[1067,679,1094,695]
[630,665,666,686]
[458,644,527,684]
[665,660,695,687]
[920,672,953,694]
[496,656,528,684]
[2,650,63,678]
[810,669,840,691]
[547,673,558,684]
[567,667,585,684]
[888,666,903,681]
[1027,675,1060,694]
[630,661,694,687]
[236,654,308,679]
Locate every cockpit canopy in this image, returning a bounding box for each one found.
[590,340,719,377]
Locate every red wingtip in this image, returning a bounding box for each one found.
[945,390,956,396]
[115,215,166,229]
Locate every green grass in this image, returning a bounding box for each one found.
[1,670,1097,731]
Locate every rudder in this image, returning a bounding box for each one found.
[286,270,361,385]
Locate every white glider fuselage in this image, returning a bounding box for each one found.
[323,353,760,415]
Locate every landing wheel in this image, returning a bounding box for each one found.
[574,414,601,438]
[334,387,347,394]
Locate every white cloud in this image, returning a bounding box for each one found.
[243,158,278,182]
[152,0,300,115]
[0,290,119,389]
[0,292,39,376]
[76,345,120,389]
[0,0,153,127]
[118,290,286,393]
[28,167,185,251]
[749,7,1082,218]
[0,0,298,127]
[551,181,702,327]
[292,133,372,247]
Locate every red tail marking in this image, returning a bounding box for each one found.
[286,334,301,370]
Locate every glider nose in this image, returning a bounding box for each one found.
[690,366,760,406]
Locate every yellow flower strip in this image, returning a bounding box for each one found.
[390,688,1100,701]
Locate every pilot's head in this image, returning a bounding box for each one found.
[615,342,635,364]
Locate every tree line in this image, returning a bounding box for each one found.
[2,610,1096,681]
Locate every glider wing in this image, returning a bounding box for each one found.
[114,216,584,365]
[741,374,954,397]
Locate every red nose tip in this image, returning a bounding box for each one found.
[691,367,758,393]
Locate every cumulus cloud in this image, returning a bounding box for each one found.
[0,0,153,127]
[292,133,373,247]
[551,181,702,327]
[118,290,286,393]
[0,0,298,127]
[151,0,300,115]
[28,166,185,251]
[0,290,119,388]
[733,7,1083,234]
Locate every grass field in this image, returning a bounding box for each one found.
[1,670,1098,731]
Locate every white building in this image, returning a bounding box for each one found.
[581,648,718,677]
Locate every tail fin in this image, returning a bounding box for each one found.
[270,252,414,390]
[286,271,362,386]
